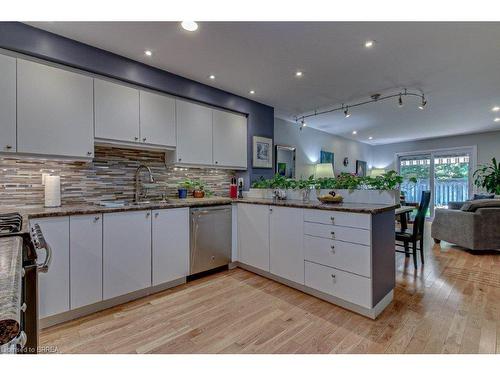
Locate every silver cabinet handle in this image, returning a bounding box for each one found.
[20,303,27,313]
[146,212,151,218]
[154,212,159,218]
[330,245,335,253]
[330,231,335,238]
[134,137,139,141]
[87,151,92,156]
[330,216,335,222]
[215,161,218,164]
[143,137,147,142]
[5,145,12,150]
[331,274,336,282]
[178,158,182,162]
[94,216,100,222]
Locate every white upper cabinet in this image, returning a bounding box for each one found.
[139,90,176,147]
[94,78,140,143]
[0,54,16,153]
[212,109,247,169]
[175,100,213,165]
[17,59,94,158]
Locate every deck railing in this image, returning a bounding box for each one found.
[401,178,469,207]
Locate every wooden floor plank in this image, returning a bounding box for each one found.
[40,222,500,354]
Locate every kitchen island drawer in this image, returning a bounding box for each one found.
[304,222,371,246]
[304,209,371,229]
[305,261,372,308]
[303,235,371,277]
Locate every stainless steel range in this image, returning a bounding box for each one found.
[0,213,51,354]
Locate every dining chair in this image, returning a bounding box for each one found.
[395,190,431,268]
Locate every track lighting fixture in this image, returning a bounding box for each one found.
[398,94,403,107]
[299,119,307,131]
[343,105,351,118]
[418,96,427,110]
[294,88,427,127]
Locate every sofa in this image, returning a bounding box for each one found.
[431,199,500,251]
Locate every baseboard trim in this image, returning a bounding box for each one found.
[236,262,393,319]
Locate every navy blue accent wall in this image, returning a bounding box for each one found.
[0,22,274,187]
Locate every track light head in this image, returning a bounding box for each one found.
[398,94,404,107]
[344,106,350,118]
[418,96,427,110]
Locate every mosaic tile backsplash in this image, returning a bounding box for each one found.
[0,146,235,207]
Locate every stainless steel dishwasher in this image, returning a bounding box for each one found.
[190,205,232,275]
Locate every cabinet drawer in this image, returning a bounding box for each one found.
[304,209,371,229]
[303,235,371,277]
[305,261,371,308]
[304,222,371,246]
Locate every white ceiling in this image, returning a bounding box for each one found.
[28,22,500,145]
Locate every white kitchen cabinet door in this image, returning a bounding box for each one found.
[70,214,103,309]
[17,59,94,158]
[175,100,213,165]
[139,90,176,147]
[269,206,304,284]
[103,210,152,299]
[212,109,247,169]
[94,78,140,143]
[30,217,70,319]
[0,54,16,153]
[152,208,189,286]
[237,204,270,272]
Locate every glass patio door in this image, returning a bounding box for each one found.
[433,152,471,209]
[399,154,432,217]
[398,147,474,217]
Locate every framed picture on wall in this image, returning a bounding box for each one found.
[253,136,273,168]
[356,160,368,177]
[320,150,334,167]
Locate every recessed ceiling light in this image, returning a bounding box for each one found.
[364,40,375,48]
[352,130,357,135]
[249,90,255,95]
[492,106,500,112]
[181,21,198,32]
[295,71,303,77]
[368,136,373,140]
[209,75,215,80]
[494,118,500,122]
[144,50,152,56]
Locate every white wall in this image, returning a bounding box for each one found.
[274,118,373,178]
[371,130,500,171]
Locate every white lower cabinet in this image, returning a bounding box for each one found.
[103,210,152,300]
[70,214,103,309]
[152,208,189,286]
[237,204,270,271]
[304,261,371,308]
[269,206,304,284]
[30,217,70,319]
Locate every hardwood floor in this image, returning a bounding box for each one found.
[40,223,500,354]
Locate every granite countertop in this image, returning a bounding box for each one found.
[235,198,399,214]
[0,236,23,345]
[0,197,234,233]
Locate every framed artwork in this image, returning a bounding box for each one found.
[320,150,334,167]
[356,160,368,177]
[253,136,273,168]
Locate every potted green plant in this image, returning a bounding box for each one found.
[473,157,500,195]
[178,179,195,199]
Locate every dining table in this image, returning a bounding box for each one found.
[395,206,415,231]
